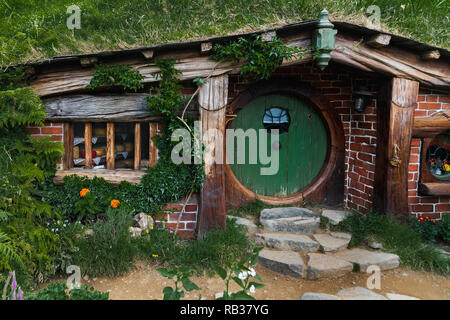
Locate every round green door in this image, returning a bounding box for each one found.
[229,94,328,197]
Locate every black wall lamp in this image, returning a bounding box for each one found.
[353,86,372,113]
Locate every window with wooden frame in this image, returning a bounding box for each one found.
[419,129,450,196]
[63,121,159,172]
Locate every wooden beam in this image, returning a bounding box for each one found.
[80,57,98,67]
[366,33,391,48]
[421,50,440,61]
[197,75,228,237]
[43,94,199,121]
[149,122,157,167]
[412,111,450,137]
[141,49,154,59]
[134,122,141,170]
[106,122,115,169]
[84,123,93,168]
[200,42,213,54]
[54,169,145,185]
[331,34,450,88]
[63,122,74,170]
[374,78,419,219]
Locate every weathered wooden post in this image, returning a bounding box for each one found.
[374,77,419,219]
[197,75,228,237]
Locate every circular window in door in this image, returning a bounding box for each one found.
[228,93,329,197]
[426,129,450,180]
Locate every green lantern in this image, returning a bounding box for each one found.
[312,9,337,70]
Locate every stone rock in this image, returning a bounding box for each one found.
[337,287,386,300]
[258,249,304,278]
[305,253,353,279]
[226,216,257,229]
[129,226,143,237]
[255,233,319,252]
[260,208,319,234]
[386,293,420,300]
[368,241,383,249]
[84,229,94,237]
[313,233,350,252]
[330,232,352,240]
[333,248,400,272]
[215,292,224,299]
[321,210,350,225]
[300,292,341,300]
[134,212,154,230]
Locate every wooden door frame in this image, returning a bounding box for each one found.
[224,79,346,207]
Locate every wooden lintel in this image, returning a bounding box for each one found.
[141,49,154,59]
[134,122,141,170]
[421,50,440,61]
[80,57,98,67]
[374,78,419,219]
[366,33,391,48]
[106,122,115,169]
[84,123,93,168]
[261,31,277,41]
[412,111,450,137]
[200,42,213,54]
[197,75,228,237]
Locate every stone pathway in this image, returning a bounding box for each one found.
[229,207,401,284]
[300,287,421,300]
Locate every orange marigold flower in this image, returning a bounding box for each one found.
[80,188,90,197]
[111,199,120,208]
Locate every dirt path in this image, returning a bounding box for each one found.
[72,261,449,300]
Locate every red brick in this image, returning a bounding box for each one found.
[176,230,195,239]
[51,135,62,142]
[184,204,197,212]
[417,95,426,102]
[357,153,373,162]
[414,110,427,117]
[439,95,450,103]
[408,164,419,172]
[26,127,40,134]
[419,102,441,110]
[409,154,419,163]
[410,139,421,147]
[412,205,434,212]
[436,204,450,212]
[417,213,441,219]
[185,222,196,230]
[408,197,420,204]
[41,127,63,134]
[426,95,438,102]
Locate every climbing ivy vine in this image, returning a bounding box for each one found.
[87,63,144,91]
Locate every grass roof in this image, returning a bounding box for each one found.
[0,0,449,67]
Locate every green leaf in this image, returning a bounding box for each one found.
[157,268,175,279]
[229,291,255,300]
[181,277,200,292]
[231,276,245,289]
[211,262,227,280]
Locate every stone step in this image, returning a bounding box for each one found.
[260,207,319,234]
[258,249,304,278]
[305,253,353,279]
[226,215,257,229]
[332,248,400,272]
[312,233,351,252]
[321,209,351,225]
[300,292,341,300]
[337,287,387,300]
[255,232,320,252]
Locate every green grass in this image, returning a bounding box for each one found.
[337,211,450,275]
[227,198,270,218]
[0,0,448,66]
[71,215,254,277]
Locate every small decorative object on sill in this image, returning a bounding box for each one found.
[93,147,106,157]
[426,129,450,180]
[73,146,80,159]
[81,150,97,159]
[124,142,133,152]
[93,127,106,136]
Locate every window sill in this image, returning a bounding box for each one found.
[54,169,147,185]
[418,182,450,196]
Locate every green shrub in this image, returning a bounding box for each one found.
[71,206,138,277]
[227,199,269,218]
[438,214,450,244]
[86,63,144,91]
[338,212,449,275]
[26,281,109,300]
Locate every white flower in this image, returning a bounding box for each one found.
[400,4,405,9]
[248,268,256,277]
[238,271,248,280]
[249,285,255,293]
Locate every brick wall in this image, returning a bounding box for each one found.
[228,62,381,212]
[408,88,450,220]
[159,195,199,239]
